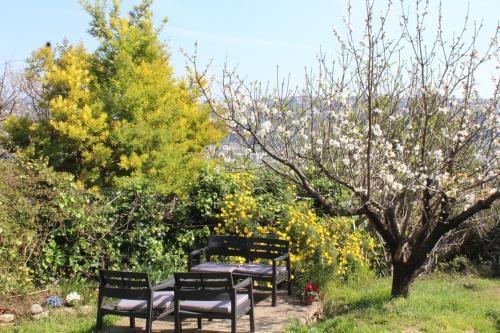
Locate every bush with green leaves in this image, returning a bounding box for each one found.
[0,153,77,293]
[0,152,381,295]
[0,153,215,293]
[211,168,382,289]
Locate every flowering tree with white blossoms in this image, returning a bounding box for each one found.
[187,0,499,297]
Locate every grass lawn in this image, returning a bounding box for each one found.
[288,274,500,333]
[2,274,498,332]
[1,310,115,333]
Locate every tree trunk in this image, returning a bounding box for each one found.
[391,262,417,298]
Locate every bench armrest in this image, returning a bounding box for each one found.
[151,278,175,291]
[273,252,290,263]
[188,246,208,270]
[233,277,253,290]
[190,246,208,257]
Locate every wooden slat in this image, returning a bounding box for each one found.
[247,253,282,260]
[102,278,150,288]
[175,272,233,279]
[100,270,149,279]
[247,237,288,246]
[174,272,234,289]
[100,287,150,300]
[179,280,232,288]
[248,245,284,252]
[209,236,246,248]
[175,289,231,301]
[208,248,246,257]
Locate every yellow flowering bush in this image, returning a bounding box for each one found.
[214,172,380,282]
[215,172,257,237]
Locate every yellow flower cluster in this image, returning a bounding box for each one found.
[214,172,257,237]
[214,191,257,236]
[214,172,379,278]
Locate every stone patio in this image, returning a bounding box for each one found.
[104,291,320,333]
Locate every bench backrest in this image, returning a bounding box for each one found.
[174,272,234,301]
[246,237,289,261]
[206,235,289,262]
[206,235,247,258]
[99,270,151,300]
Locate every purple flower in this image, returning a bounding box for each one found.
[45,296,62,307]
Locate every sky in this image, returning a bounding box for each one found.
[1,0,499,96]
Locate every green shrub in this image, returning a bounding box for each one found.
[39,182,212,284]
[0,153,77,293]
[0,153,215,293]
[0,153,381,295]
[212,169,382,290]
[437,255,476,275]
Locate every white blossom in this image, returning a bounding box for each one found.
[66,291,81,304]
[260,120,272,134]
[433,149,443,162]
[329,139,341,148]
[372,124,383,137]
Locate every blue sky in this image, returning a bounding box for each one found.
[2,0,499,96]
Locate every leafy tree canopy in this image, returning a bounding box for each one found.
[2,0,224,195]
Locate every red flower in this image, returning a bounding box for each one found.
[312,284,319,293]
[305,282,313,292]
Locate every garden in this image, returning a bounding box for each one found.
[0,0,498,332]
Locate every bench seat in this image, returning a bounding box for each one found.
[115,291,174,311]
[190,262,240,273]
[235,263,287,276]
[180,294,249,314]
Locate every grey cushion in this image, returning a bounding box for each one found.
[180,294,249,313]
[191,262,240,273]
[116,291,174,311]
[234,263,287,276]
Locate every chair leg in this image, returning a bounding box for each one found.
[288,279,292,296]
[145,318,152,333]
[96,312,103,332]
[130,316,136,328]
[96,291,104,332]
[249,306,255,332]
[272,280,278,307]
[231,315,237,333]
[175,313,182,333]
[197,318,202,329]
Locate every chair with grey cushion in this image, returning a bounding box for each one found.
[173,272,255,333]
[96,270,175,333]
[189,235,291,306]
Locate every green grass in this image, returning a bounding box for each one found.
[288,274,500,333]
[3,274,498,332]
[1,277,116,333]
[1,311,115,333]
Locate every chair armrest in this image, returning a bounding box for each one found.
[233,277,253,290]
[273,252,290,263]
[151,278,175,291]
[189,246,208,257]
[188,246,208,270]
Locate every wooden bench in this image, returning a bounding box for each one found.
[188,235,291,306]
